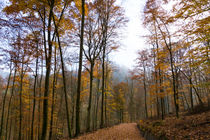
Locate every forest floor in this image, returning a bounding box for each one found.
[72,123,144,140]
[138,110,210,139]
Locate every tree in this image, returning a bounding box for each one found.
[144,0,179,118]
[95,0,127,128]
[135,49,152,118]
[52,1,72,137]
[75,0,85,136]
[83,2,103,131]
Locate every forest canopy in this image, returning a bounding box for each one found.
[0,0,209,140]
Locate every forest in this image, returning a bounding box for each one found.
[0,0,209,140]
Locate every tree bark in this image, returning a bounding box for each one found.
[95,79,100,129]
[5,68,17,140]
[143,62,148,118]
[87,62,94,131]
[38,49,43,140]
[31,41,39,140]
[41,1,55,139]
[100,44,106,128]
[75,0,85,136]
[49,45,58,140]
[18,60,24,140]
[57,34,72,137]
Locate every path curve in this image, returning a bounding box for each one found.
[72,123,144,140]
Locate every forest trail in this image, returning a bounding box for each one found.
[72,123,144,140]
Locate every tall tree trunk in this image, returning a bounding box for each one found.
[159,68,164,120]
[75,0,85,136]
[41,35,51,140]
[143,62,148,118]
[169,50,179,118]
[100,44,106,128]
[93,83,97,130]
[105,59,109,126]
[157,20,179,118]
[100,0,109,128]
[31,41,39,140]
[39,8,46,138]
[87,62,94,131]
[71,102,75,134]
[95,79,100,129]
[38,49,44,140]
[104,86,107,126]
[5,68,17,140]
[52,0,71,136]
[70,71,75,134]
[153,24,160,118]
[18,60,24,140]
[155,41,164,119]
[56,33,72,137]
[154,61,160,118]
[41,1,54,139]
[49,45,58,140]
[189,60,194,110]
[93,91,97,130]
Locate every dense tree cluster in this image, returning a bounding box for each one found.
[0,0,209,139]
[0,0,128,139]
[131,0,209,120]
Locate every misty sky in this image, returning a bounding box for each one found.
[112,0,147,69]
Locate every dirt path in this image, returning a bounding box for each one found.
[72,123,144,140]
